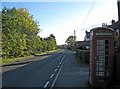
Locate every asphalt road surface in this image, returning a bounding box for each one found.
[2,49,89,88]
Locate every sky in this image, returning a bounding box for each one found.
[2,0,118,45]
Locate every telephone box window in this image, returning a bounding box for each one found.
[96,40,109,77]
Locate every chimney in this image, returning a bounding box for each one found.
[111,20,115,25]
[74,30,76,37]
[118,0,120,21]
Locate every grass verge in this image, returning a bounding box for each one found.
[2,49,61,65]
[35,49,60,56]
[2,55,33,65]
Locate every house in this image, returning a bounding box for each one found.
[84,31,90,41]
[108,20,120,48]
[76,41,86,49]
[84,31,90,49]
[76,30,90,49]
[107,0,120,86]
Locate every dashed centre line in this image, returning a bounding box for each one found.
[43,81,49,88]
[59,61,62,64]
[50,74,54,78]
[43,55,66,88]
[55,69,57,72]
[50,57,65,88]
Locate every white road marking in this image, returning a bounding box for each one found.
[43,55,66,89]
[59,60,62,65]
[59,55,65,65]
[55,69,57,72]
[50,74,54,78]
[59,62,61,65]
[43,81,49,88]
[50,55,65,89]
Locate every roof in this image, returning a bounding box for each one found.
[90,27,114,32]
[77,41,90,47]
[86,31,90,38]
[108,21,120,30]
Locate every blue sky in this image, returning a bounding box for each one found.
[2,0,118,45]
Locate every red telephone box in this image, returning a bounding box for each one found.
[89,27,115,87]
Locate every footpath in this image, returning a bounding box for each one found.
[54,51,90,87]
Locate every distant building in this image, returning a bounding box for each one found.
[108,20,120,48]
[105,0,120,50]
[108,20,120,32]
[108,0,120,34]
[84,31,90,41]
[84,31,90,49]
[76,41,86,49]
[102,23,108,28]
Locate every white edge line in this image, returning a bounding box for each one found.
[43,81,49,88]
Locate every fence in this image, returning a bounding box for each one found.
[76,49,90,63]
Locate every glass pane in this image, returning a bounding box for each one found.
[105,46,108,49]
[105,40,109,44]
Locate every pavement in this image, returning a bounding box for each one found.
[54,50,90,87]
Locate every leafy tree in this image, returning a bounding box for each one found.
[2,7,40,58]
[2,7,57,59]
[16,8,40,54]
[65,36,76,49]
[46,34,57,51]
[40,34,57,52]
[2,7,27,58]
[33,36,42,52]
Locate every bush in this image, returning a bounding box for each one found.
[76,49,90,63]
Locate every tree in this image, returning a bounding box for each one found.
[17,8,40,54]
[65,36,76,49]
[40,34,57,52]
[2,7,27,58]
[48,34,57,50]
[2,7,57,58]
[2,7,40,58]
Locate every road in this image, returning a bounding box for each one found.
[2,50,89,88]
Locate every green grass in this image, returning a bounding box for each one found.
[35,49,60,55]
[2,49,61,65]
[2,55,33,65]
